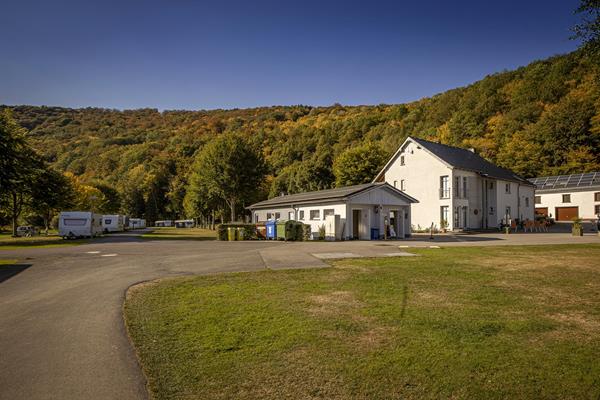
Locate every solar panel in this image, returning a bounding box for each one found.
[529,172,600,189]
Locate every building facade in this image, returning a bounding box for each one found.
[248,183,417,240]
[530,172,600,221]
[374,136,535,230]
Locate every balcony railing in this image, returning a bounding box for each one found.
[439,187,451,199]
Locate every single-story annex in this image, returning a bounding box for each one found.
[248,182,418,240]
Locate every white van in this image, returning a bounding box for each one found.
[59,211,103,239]
[102,214,125,233]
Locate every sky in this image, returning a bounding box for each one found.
[0,0,583,110]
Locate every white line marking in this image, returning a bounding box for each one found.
[101,254,118,257]
[86,251,101,254]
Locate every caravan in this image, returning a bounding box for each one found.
[59,211,103,238]
[102,215,125,233]
[175,219,195,228]
[128,218,146,229]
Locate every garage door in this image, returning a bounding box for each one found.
[555,207,578,221]
[535,207,548,217]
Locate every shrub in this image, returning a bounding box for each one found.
[302,224,312,241]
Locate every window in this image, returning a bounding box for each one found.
[454,176,460,197]
[595,192,600,202]
[462,177,467,198]
[310,210,320,220]
[266,212,273,220]
[400,155,405,165]
[104,219,112,225]
[64,218,87,226]
[400,179,405,191]
[323,209,335,218]
[535,195,541,204]
[440,176,450,199]
[299,210,305,220]
[454,207,460,228]
[288,212,294,220]
[440,206,449,225]
[596,205,600,215]
[562,194,571,203]
[525,197,529,207]
[505,183,511,194]
[275,212,281,219]
[393,180,397,188]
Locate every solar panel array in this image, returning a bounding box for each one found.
[529,172,600,190]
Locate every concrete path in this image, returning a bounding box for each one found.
[0,230,598,399]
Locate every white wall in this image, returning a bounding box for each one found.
[383,140,452,230]
[536,189,600,220]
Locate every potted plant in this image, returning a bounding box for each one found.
[572,217,583,237]
[440,219,448,233]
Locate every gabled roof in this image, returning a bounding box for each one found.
[530,172,600,192]
[248,182,417,209]
[374,136,532,185]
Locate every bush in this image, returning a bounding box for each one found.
[217,223,257,240]
[302,224,312,241]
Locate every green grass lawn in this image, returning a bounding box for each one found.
[0,233,87,249]
[141,227,216,241]
[124,244,600,400]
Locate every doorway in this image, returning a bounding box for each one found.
[352,209,361,239]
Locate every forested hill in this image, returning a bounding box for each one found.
[4,50,600,218]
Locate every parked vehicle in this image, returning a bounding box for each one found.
[16,226,38,237]
[58,211,103,239]
[174,219,195,228]
[102,214,125,233]
[154,220,174,227]
[128,218,146,229]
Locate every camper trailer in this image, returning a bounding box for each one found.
[59,211,103,239]
[102,215,125,233]
[128,218,146,229]
[154,220,174,227]
[175,219,195,228]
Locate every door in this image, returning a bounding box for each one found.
[535,207,548,217]
[352,210,361,239]
[555,207,578,221]
[462,206,468,229]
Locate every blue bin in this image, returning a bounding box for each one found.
[370,228,380,240]
[266,220,277,240]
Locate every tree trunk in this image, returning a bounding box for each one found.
[11,191,20,237]
[229,198,236,222]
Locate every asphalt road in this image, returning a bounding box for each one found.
[0,230,598,399]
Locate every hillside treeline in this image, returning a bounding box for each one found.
[4,50,600,223]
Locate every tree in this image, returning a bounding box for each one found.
[188,134,265,222]
[572,0,600,57]
[65,172,106,212]
[0,111,43,236]
[29,168,75,234]
[332,142,388,187]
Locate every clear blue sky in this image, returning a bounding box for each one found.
[0,0,582,110]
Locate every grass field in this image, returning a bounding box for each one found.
[141,227,216,241]
[124,244,600,399]
[0,233,86,250]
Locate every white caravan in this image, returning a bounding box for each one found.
[59,211,103,238]
[175,219,195,228]
[129,218,146,229]
[102,214,125,233]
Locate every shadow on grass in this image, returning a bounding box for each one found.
[0,263,32,283]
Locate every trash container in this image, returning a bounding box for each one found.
[276,221,287,240]
[227,227,237,241]
[237,227,245,241]
[255,224,267,240]
[266,220,277,240]
[370,228,379,240]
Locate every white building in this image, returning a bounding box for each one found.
[373,136,535,230]
[530,172,600,221]
[248,182,417,240]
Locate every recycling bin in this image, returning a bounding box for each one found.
[266,220,277,240]
[227,227,238,241]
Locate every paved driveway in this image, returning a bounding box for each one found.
[0,230,598,399]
